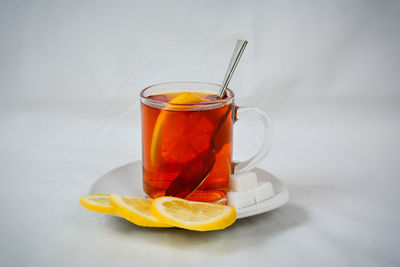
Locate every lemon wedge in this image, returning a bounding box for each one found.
[109,194,171,228]
[80,194,114,214]
[150,92,205,167]
[151,197,237,231]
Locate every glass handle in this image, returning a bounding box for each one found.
[234,106,273,173]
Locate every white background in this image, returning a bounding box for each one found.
[1,1,400,266]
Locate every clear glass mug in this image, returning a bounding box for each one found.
[140,82,272,203]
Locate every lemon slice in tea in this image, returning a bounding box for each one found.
[150,92,208,167]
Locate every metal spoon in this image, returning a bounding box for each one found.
[218,39,248,98]
[165,40,248,199]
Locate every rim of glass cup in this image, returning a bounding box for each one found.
[140,81,235,109]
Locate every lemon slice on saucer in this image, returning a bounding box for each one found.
[151,197,236,231]
[109,194,171,228]
[79,194,114,214]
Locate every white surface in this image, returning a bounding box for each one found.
[254,182,274,203]
[1,1,400,267]
[90,161,288,219]
[229,171,258,192]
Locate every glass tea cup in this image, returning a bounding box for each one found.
[140,82,272,203]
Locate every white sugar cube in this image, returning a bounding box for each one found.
[236,204,257,214]
[227,190,255,209]
[230,171,258,192]
[254,182,274,203]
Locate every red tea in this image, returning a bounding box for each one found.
[141,91,233,203]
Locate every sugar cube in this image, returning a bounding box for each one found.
[254,182,274,203]
[227,190,255,209]
[236,204,257,214]
[230,171,258,192]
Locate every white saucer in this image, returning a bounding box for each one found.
[90,161,289,219]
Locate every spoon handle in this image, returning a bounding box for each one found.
[218,39,248,98]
